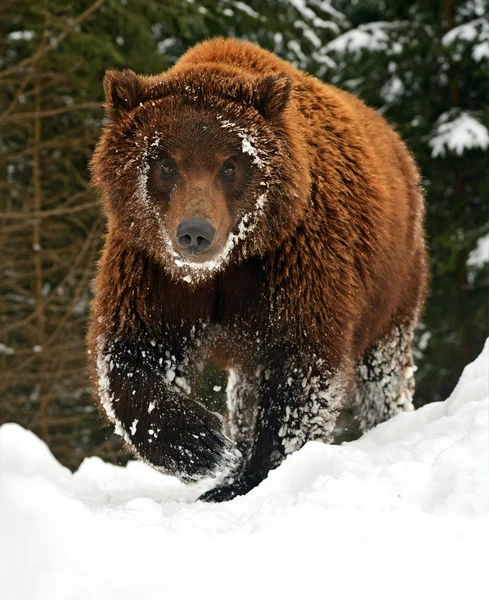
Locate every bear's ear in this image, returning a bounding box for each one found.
[253,73,292,120]
[103,69,148,121]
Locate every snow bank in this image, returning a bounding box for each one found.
[1,341,488,600]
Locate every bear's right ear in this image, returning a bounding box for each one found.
[253,73,292,120]
[103,69,148,121]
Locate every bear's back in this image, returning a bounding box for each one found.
[177,37,300,79]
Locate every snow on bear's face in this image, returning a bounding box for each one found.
[91,68,309,281]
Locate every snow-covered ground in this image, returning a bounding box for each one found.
[1,341,488,600]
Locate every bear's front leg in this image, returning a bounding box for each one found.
[94,333,237,481]
[199,353,356,501]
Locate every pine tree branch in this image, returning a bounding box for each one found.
[0,0,106,80]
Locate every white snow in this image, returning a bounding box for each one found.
[218,117,265,168]
[1,340,488,600]
[233,1,261,19]
[241,137,264,167]
[442,17,489,62]
[286,0,341,31]
[326,22,402,55]
[7,30,35,41]
[0,343,15,355]
[443,17,488,45]
[467,232,489,268]
[165,367,176,383]
[429,111,489,157]
[472,38,489,61]
[381,74,404,104]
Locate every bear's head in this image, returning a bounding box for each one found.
[91,65,310,281]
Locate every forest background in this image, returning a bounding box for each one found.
[1,0,488,469]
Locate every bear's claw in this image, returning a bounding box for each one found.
[198,471,262,502]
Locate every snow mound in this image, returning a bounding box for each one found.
[1,340,488,600]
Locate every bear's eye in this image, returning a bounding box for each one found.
[161,159,178,179]
[221,161,236,180]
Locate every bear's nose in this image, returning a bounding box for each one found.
[176,220,216,255]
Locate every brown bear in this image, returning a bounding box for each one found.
[88,37,428,502]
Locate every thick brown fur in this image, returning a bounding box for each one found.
[88,38,428,502]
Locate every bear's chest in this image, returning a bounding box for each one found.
[212,258,269,328]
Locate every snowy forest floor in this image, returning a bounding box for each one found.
[1,340,488,600]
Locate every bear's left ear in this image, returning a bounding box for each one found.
[103,69,149,121]
[253,73,292,120]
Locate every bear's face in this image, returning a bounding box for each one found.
[141,104,269,273]
[92,67,310,281]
